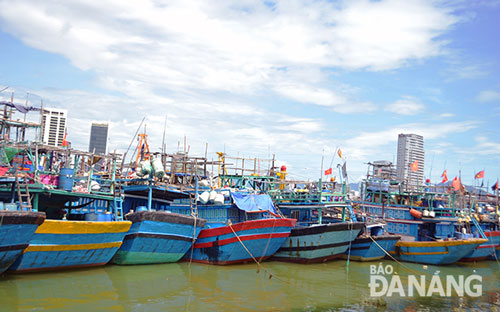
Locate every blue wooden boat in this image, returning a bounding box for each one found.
[461,230,500,262]
[273,222,363,263]
[191,217,296,264]
[392,238,486,265]
[112,210,206,264]
[169,191,296,265]
[268,179,364,263]
[357,163,487,265]
[0,210,45,273]
[9,219,131,272]
[108,183,207,264]
[343,224,400,262]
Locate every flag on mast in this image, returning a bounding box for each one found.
[410,160,418,172]
[474,170,485,179]
[441,170,448,184]
[324,168,332,175]
[337,148,343,159]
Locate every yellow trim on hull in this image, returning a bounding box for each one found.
[396,238,487,248]
[35,220,132,234]
[390,250,448,255]
[25,241,122,252]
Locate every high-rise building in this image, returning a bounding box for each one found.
[41,108,67,147]
[89,122,108,155]
[396,134,424,190]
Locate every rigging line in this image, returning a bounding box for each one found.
[228,222,290,284]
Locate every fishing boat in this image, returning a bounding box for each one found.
[356,161,486,265]
[171,190,296,265]
[0,149,131,273]
[0,210,45,273]
[110,184,206,265]
[262,167,364,263]
[342,223,401,262]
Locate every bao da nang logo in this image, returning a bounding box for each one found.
[369,263,482,297]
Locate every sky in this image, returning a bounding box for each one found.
[0,0,500,185]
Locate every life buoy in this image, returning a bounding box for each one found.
[410,208,423,219]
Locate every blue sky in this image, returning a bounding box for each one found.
[0,0,499,185]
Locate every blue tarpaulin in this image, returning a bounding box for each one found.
[231,192,277,214]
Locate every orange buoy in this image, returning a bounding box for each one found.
[410,208,423,219]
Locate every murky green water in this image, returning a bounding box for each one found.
[0,259,498,311]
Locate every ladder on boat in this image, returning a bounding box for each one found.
[346,202,357,222]
[113,183,124,221]
[189,193,198,217]
[471,216,487,239]
[15,175,32,211]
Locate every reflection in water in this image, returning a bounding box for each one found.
[0,260,498,311]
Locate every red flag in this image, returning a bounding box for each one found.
[410,160,418,172]
[324,168,332,175]
[441,170,448,184]
[452,176,461,192]
[474,170,484,179]
[0,166,8,176]
[492,180,499,191]
[62,130,68,147]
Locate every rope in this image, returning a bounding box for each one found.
[345,221,353,274]
[258,218,276,263]
[368,235,432,277]
[228,222,290,284]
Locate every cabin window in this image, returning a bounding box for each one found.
[291,210,300,220]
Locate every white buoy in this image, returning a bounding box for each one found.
[209,190,217,202]
[199,191,210,204]
[429,211,436,218]
[214,194,225,205]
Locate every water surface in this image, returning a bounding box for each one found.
[0,259,498,311]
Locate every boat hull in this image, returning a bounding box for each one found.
[188,218,296,265]
[343,235,401,262]
[390,238,487,265]
[0,211,45,274]
[112,211,206,265]
[272,222,364,264]
[8,220,131,273]
[461,231,500,262]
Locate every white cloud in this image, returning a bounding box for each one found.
[439,113,455,118]
[476,90,500,103]
[0,0,464,179]
[385,96,425,115]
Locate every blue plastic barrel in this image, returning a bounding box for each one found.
[137,206,148,212]
[97,213,113,221]
[58,168,74,191]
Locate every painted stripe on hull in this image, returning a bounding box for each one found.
[194,233,290,249]
[124,232,193,242]
[197,218,296,238]
[35,220,131,234]
[24,241,122,252]
[273,224,362,263]
[0,244,28,252]
[391,239,486,265]
[277,241,349,252]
